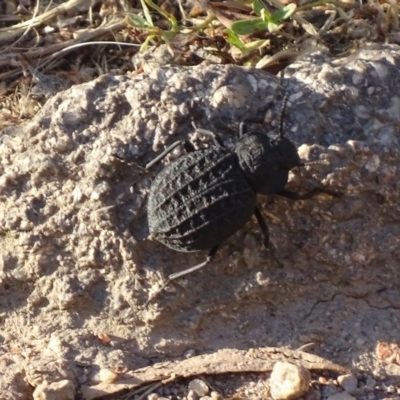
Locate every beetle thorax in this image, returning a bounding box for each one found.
[234,131,302,195]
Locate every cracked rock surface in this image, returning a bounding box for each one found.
[0,43,400,399]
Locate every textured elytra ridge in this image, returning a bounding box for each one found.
[147,146,256,252]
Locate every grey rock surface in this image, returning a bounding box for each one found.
[0,43,400,399]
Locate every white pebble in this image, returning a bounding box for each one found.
[188,379,209,397]
[270,361,311,400]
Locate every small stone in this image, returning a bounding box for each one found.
[318,376,328,384]
[33,379,75,400]
[147,394,159,400]
[304,388,322,400]
[320,382,339,398]
[364,385,374,393]
[365,377,376,387]
[188,379,209,397]
[187,389,199,400]
[326,392,356,400]
[98,368,118,383]
[387,385,396,394]
[210,392,223,400]
[338,374,358,393]
[270,362,311,400]
[184,349,196,358]
[366,393,376,400]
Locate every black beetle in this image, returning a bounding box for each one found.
[146,98,321,297]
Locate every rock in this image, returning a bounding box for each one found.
[0,354,32,400]
[320,382,339,398]
[24,356,76,388]
[338,374,358,393]
[188,379,209,396]
[365,377,376,388]
[326,392,356,400]
[304,387,322,400]
[210,392,223,400]
[32,380,75,400]
[270,361,311,400]
[96,368,118,384]
[187,390,199,400]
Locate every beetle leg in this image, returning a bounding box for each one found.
[144,245,219,307]
[168,244,219,282]
[277,188,322,200]
[254,206,283,268]
[146,140,195,169]
[192,123,224,148]
[254,206,270,249]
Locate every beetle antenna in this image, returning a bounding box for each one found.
[303,160,327,165]
[278,96,288,138]
[279,95,288,137]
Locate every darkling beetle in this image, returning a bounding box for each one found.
[146,98,324,301]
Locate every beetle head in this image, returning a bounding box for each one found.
[234,131,302,195]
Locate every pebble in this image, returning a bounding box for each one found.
[338,374,358,393]
[318,376,328,384]
[386,385,396,394]
[321,382,340,398]
[366,392,376,400]
[98,368,118,383]
[270,362,311,400]
[188,379,209,397]
[304,388,322,400]
[184,349,196,358]
[326,392,356,400]
[187,389,199,400]
[33,379,75,400]
[210,392,223,400]
[365,377,376,387]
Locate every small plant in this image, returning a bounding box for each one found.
[127,0,180,50]
[127,0,297,55]
[224,1,297,54]
[231,3,297,35]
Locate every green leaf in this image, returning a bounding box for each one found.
[267,20,279,32]
[225,29,270,54]
[230,17,269,35]
[139,0,154,26]
[271,4,297,22]
[251,0,266,15]
[127,13,150,28]
[242,38,269,51]
[140,34,157,51]
[225,29,245,51]
[144,0,179,32]
[260,8,272,22]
